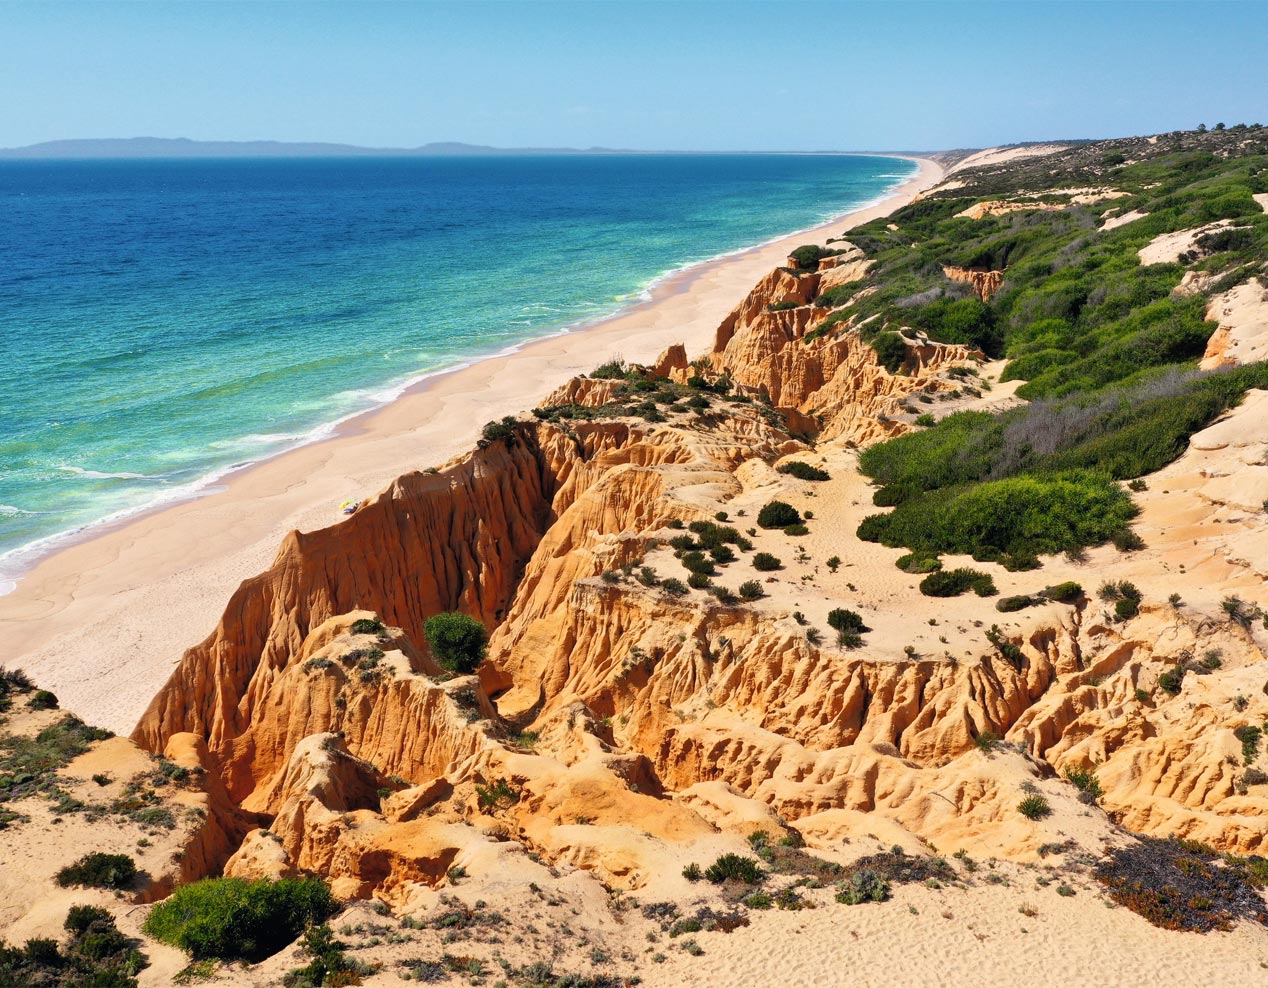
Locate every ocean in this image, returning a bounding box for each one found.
[0,153,914,589]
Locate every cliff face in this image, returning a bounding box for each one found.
[122,253,1268,908]
[133,430,561,760]
[707,262,979,443]
[942,264,1005,301]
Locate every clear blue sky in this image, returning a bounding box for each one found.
[2,0,1265,151]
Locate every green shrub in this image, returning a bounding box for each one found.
[590,358,629,379]
[682,863,702,882]
[1233,725,1262,765]
[836,869,891,905]
[975,730,1002,753]
[752,552,782,572]
[896,552,942,574]
[827,609,868,634]
[1018,794,1051,820]
[777,462,830,481]
[687,572,711,590]
[738,581,765,601]
[56,852,137,890]
[475,778,520,811]
[0,906,148,987]
[477,416,519,450]
[757,501,802,529]
[284,924,370,988]
[1114,597,1140,620]
[703,854,763,885]
[660,577,689,597]
[349,618,384,636]
[423,613,488,675]
[784,523,810,536]
[709,544,736,565]
[1065,767,1104,801]
[143,877,335,962]
[919,568,996,598]
[859,472,1137,563]
[986,625,1025,667]
[996,595,1037,613]
[869,332,908,373]
[28,690,58,711]
[789,244,827,271]
[708,586,740,606]
[1041,582,1084,604]
[680,551,716,576]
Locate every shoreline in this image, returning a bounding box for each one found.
[0,157,920,596]
[0,156,944,734]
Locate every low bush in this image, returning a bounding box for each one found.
[777,462,830,481]
[709,544,736,565]
[896,552,942,574]
[859,472,1137,564]
[975,730,1002,753]
[476,416,519,450]
[423,613,488,675]
[686,572,712,590]
[752,552,782,572]
[789,244,828,271]
[56,852,137,890]
[1234,725,1262,765]
[284,923,373,988]
[757,501,802,529]
[870,332,908,373]
[0,906,148,987]
[1065,767,1104,801]
[1041,581,1083,603]
[784,523,810,536]
[143,877,335,962]
[919,568,996,598]
[738,581,765,601]
[836,869,891,905]
[680,551,716,576]
[589,357,631,379]
[1018,793,1052,820]
[827,609,868,634]
[703,854,763,885]
[1157,663,1185,695]
[349,618,384,636]
[660,577,689,597]
[986,624,1025,667]
[996,595,1037,613]
[1096,837,1268,932]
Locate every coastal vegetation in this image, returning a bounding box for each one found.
[424,612,489,674]
[0,906,147,987]
[143,876,335,962]
[798,130,1268,563]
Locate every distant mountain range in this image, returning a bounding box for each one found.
[0,137,646,159]
[0,137,895,159]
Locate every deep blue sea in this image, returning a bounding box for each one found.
[0,153,913,588]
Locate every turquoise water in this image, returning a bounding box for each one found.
[0,153,914,587]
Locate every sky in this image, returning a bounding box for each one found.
[1,0,1265,152]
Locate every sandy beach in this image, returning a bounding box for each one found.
[0,156,942,734]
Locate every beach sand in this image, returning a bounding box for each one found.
[0,157,943,734]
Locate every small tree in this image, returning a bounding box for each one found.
[424,612,489,674]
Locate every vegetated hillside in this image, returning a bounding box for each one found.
[785,126,1268,567]
[4,129,1268,986]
